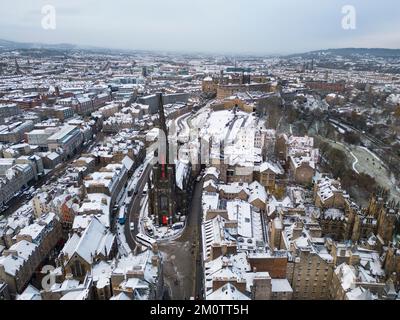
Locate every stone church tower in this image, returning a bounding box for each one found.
[149,93,178,226]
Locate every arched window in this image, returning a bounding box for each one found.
[160,196,168,210]
[73,259,84,277]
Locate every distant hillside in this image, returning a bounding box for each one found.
[2,39,400,58]
[288,48,400,58]
[0,39,124,53]
[0,39,79,50]
[0,39,144,56]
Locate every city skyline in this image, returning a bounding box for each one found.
[1,0,400,307]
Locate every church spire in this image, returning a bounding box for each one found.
[157,92,169,165]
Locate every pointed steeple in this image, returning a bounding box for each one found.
[157,92,169,164]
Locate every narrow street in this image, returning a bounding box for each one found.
[158,178,204,300]
[124,161,153,251]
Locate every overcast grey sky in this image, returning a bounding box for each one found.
[0,0,399,54]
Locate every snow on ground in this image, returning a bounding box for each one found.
[386,93,400,105]
[332,139,399,200]
[190,106,210,129]
[200,110,235,142]
[117,223,131,256]
[154,226,182,241]
[293,94,328,111]
[335,141,359,174]
[139,194,184,241]
[319,138,399,201]
[359,147,385,166]
[176,113,191,143]
[139,195,149,227]
[351,146,400,201]
[195,108,258,147]
[305,95,324,110]
[114,157,155,257]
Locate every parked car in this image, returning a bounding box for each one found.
[172,222,184,230]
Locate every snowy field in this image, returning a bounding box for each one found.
[350,145,400,202]
[320,137,400,202]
